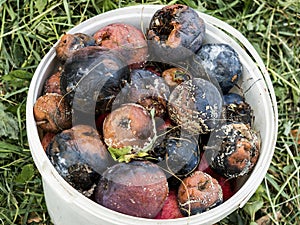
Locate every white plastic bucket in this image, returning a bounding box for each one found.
[26,5,278,225]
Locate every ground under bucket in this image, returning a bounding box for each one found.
[26,5,278,225]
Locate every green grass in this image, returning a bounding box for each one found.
[0,0,299,224]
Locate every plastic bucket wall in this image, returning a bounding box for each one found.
[26,5,278,225]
